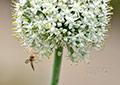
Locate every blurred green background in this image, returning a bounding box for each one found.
[0,0,120,85]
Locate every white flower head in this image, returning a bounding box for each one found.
[12,0,113,63]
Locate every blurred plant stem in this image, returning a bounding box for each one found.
[50,46,63,85]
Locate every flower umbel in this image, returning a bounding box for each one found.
[12,0,113,63]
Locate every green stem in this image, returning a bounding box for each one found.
[50,46,63,85]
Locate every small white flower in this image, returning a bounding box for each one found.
[50,27,56,32]
[63,29,67,33]
[57,23,62,27]
[19,0,27,6]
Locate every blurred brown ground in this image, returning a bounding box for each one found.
[0,0,120,85]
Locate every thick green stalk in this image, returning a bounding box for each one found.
[50,46,63,85]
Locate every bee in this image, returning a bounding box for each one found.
[24,49,42,71]
[25,55,37,71]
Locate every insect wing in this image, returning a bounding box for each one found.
[34,57,41,64]
[25,59,30,64]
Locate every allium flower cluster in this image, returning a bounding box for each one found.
[12,0,113,63]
